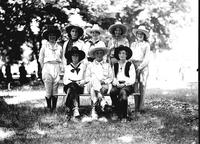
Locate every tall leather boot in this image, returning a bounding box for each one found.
[45,97,51,110]
[121,99,128,119]
[51,96,58,112]
[134,94,140,112]
[138,83,146,113]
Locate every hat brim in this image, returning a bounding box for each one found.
[66,25,84,38]
[66,50,86,62]
[86,28,103,36]
[132,29,149,38]
[88,47,108,58]
[108,24,127,35]
[114,46,132,60]
[43,29,61,40]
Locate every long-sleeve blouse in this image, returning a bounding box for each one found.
[39,40,63,68]
[85,60,113,84]
[130,41,151,68]
[107,37,129,49]
[112,61,136,86]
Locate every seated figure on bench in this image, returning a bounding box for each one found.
[110,45,136,122]
[63,46,87,119]
[85,47,113,119]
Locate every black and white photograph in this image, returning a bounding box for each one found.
[0,0,198,143]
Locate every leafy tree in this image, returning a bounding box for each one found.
[0,0,69,77]
[80,0,192,51]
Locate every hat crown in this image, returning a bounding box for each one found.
[44,25,58,32]
[137,26,148,32]
[91,24,102,31]
[114,21,123,25]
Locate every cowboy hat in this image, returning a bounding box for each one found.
[65,46,85,62]
[114,45,132,60]
[132,25,149,38]
[42,25,61,40]
[65,25,84,38]
[108,22,128,36]
[88,47,109,58]
[86,24,104,36]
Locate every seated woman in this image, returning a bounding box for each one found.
[110,45,136,122]
[63,46,87,120]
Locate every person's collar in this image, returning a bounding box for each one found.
[89,39,100,45]
[70,61,81,68]
[94,59,104,65]
[118,60,127,65]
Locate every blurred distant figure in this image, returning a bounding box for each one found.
[0,67,4,83]
[30,71,37,81]
[19,62,27,85]
[5,63,13,90]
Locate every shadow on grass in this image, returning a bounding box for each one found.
[0,86,198,144]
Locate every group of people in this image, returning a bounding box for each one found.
[39,22,150,122]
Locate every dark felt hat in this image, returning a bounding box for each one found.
[42,25,61,40]
[65,46,85,62]
[114,45,132,60]
[66,25,84,38]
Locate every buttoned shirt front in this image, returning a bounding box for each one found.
[85,60,113,84]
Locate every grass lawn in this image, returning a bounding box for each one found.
[0,82,198,144]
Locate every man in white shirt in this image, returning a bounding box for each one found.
[85,47,113,119]
[110,45,136,122]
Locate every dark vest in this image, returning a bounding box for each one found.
[114,61,132,77]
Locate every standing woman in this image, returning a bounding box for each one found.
[107,22,129,66]
[130,25,151,114]
[63,25,84,65]
[39,25,63,112]
[84,24,106,62]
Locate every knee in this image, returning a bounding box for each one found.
[119,90,128,100]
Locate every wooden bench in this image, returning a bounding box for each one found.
[54,92,140,106]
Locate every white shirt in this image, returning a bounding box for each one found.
[130,41,151,67]
[113,61,136,86]
[108,37,129,49]
[85,60,113,84]
[39,41,63,66]
[63,62,86,85]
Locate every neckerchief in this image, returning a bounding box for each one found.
[89,40,100,46]
[70,63,81,74]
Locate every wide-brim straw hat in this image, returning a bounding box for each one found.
[65,46,85,62]
[42,25,61,40]
[88,47,109,58]
[66,25,84,38]
[86,24,104,36]
[132,25,149,38]
[114,45,132,60]
[108,22,128,36]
